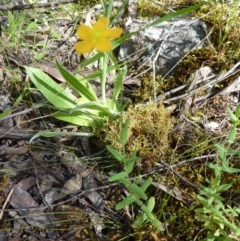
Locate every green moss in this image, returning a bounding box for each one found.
[79,0,99,8]
[196,2,240,66]
[137,0,167,18]
[136,0,201,18]
[103,103,175,171]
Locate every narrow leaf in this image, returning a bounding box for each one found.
[142,3,205,30]
[112,65,127,101]
[236,103,240,119]
[110,0,129,27]
[125,162,135,175]
[56,60,98,101]
[147,197,155,212]
[141,205,155,221]
[75,74,99,100]
[30,131,93,143]
[123,151,139,163]
[114,4,205,48]
[132,213,147,228]
[25,67,76,109]
[227,107,238,123]
[119,119,129,145]
[70,101,117,117]
[124,152,139,174]
[228,125,236,144]
[80,52,104,68]
[214,143,226,161]
[106,145,125,161]
[115,194,137,210]
[108,172,128,182]
[52,111,95,126]
[130,183,148,200]
[140,177,153,192]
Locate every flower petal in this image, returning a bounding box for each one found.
[95,39,113,52]
[93,17,109,31]
[103,27,123,39]
[76,25,93,40]
[75,41,95,54]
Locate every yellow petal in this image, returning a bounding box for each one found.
[103,27,123,39]
[95,39,113,52]
[75,41,94,54]
[93,17,109,31]
[76,25,93,40]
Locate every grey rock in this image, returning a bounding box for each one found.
[120,17,209,77]
[0,230,7,241]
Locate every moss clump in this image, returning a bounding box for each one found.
[196,2,240,66]
[79,0,99,8]
[103,103,175,171]
[137,0,167,18]
[137,0,201,19]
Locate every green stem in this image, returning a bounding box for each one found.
[100,53,109,105]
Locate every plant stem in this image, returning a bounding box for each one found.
[100,53,109,105]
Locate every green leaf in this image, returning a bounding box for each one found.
[108,171,128,182]
[80,52,104,68]
[130,183,148,200]
[26,21,36,30]
[226,149,240,155]
[112,65,127,101]
[153,219,165,232]
[110,0,129,27]
[52,111,96,127]
[99,0,107,16]
[0,109,11,119]
[140,177,153,192]
[146,197,155,212]
[114,4,205,49]
[25,67,76,109]
[236,227,240,235]
[37,52,44,60]
[124,151,140,174]
[125,161,136,174]
[142,3,205,30]
[208,163,222,177]
[75,74,99,100]
[118,119,129,145]
[106,145,125,161]
[124,151,139,163]
[227,107,238,123]
[106,0,113,18]
[56,60,98,101]
[215,183,231,193]
[236,103,240,119]
[30,130,93,143]
[70,101,117,117]
[228,125,236,144]
[214,143,226,161]
[50,30,61,40]
[132,213,147,228]
[125,162,134,174]
[222,166,240,174]
[114,32,136,48]
[80,61,125,81]
[141,205,155,221]
[115,194,137,210]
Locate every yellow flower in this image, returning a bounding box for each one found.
[75,17,123,54]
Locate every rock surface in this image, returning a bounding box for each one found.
[120,17,209,77]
